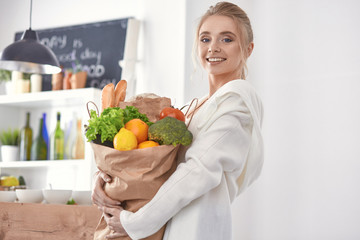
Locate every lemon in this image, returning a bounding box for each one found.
[113,128,138,151]
[0,176,20,187]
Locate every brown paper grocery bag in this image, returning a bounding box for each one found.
[118,94,171,123]
[92,94,177,239]
[92,143,179,240]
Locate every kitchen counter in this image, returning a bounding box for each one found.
[0,202,102,240]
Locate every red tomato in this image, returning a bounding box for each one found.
[160,107,185,122]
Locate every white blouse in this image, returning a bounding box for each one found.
[120,79,264,240]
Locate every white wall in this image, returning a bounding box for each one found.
[1,0,360,239]
[224,0,360,239]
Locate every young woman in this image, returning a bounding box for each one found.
[92,2,264,239]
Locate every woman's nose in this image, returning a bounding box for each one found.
[208,42,220,53]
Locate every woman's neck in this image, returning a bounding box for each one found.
[208,73,241,96]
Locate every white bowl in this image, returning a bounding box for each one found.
[42,189,72,204]
[16,189,43,203]
[72,190,92,205]
[0,191,16,202]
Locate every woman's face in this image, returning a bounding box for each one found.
[198,15,243,80]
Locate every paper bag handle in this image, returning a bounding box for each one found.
[86,101,99,117]
[183,98,199,128]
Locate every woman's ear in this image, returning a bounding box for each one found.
[247,42,254,57]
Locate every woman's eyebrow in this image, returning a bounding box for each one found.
[199,31,210,36]
[199,31,237,37]
[220,31,237,37]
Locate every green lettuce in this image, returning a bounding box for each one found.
[85,106,152,143]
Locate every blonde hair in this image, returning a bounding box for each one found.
[193,2,253,79]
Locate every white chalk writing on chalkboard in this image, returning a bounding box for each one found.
[73,39,83,49]
[16,18,131,90]
[80,48,102,65]
[40,35,67,49]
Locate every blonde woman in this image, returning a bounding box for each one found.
[93,2,264,239]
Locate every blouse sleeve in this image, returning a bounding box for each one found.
[120,94,253,239]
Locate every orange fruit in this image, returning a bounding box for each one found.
[138,140,160,149]
[125,119,149,143]
[113,128,138,151]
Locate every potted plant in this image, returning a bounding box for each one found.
[0,128,20,162]
[69,61,87,89]
[0,69,11,95]
[52,62,87,90]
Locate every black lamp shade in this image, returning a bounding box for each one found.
[0,29,61,74]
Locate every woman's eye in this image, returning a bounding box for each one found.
[201,38,210,43]
[223,38,233,43]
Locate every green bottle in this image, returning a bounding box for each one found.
[19,112,33,161]
[31,117,48,160]
[50,112,64,160]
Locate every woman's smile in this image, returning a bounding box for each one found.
[206,57,227,63]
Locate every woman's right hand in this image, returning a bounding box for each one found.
[91,171,122,208]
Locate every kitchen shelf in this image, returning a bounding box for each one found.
[0,88,101,108]
[0,159,87,169]
[0,87,101,190]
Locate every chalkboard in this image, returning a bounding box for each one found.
[15,18,131,90]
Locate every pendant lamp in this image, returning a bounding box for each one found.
[0,0,61,74]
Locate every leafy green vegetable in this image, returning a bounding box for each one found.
[122,106,153,127]
[66,198,76,205]
[85,107,124,143]
[85,106,152,143]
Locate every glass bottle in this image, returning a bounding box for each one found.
[72,118,85,159]
[50,112,64,160]
[31,117,48,160]
[42,112,49,159]
[19,112,33,161]
[64,112,77,159]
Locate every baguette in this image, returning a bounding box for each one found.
[101,83,115,112]
[114,80,127,106]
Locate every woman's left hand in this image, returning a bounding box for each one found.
[92,171,122,208]
[102,206,128,238]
